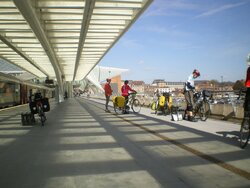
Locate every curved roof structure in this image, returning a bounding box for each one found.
[0,0,153,86]
[86,65,128,91]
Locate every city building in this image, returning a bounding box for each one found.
[152,79,167,87]
[144,84,157,96]
[166,81,185,90]
[130,81,145,94]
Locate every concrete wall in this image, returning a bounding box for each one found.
[91,94,245,120]
[210,104,244,119]
[136,96,244,120]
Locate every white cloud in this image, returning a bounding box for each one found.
[143,67,157,71]
[196,2,247,18]
[121,38,143,49]
[145,0,198,17]
[137,60,144,65]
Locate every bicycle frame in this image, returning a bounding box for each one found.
[154,94,172,115]
[34,98,46,126]
[127,93,136,105]
[238,89,250,148]
[193,91,211,121]
[113,93,141,114]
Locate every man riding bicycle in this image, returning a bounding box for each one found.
[121,80,136,114]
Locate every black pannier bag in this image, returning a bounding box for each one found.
[41,98,50,112]
[21,112,35,125]
[203,90,212,98]
[29,101,38,114]
[194,92,201,100]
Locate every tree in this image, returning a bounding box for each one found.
[233,80,245,90]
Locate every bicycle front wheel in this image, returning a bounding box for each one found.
[151,101,156,111]
[41,114,46,126]
[199,101,210,121]
[131,99,141,113]
[240,118,250,148]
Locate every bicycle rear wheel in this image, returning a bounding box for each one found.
[37,105,46,126]
[114,104,124,114]
[240,118,250,148]
[199,101,210,121]
[131,99,141,113]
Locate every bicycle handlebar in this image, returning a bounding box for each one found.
[129,92,137,95]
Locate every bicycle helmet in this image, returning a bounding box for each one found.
[193,69,200,77]
[124,80,129,84]
[247,52,250,66]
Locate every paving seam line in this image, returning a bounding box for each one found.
[78,98,250,180]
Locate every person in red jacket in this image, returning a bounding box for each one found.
[104,78,113,112]
[121,80,136,113]
[244,53,250,114]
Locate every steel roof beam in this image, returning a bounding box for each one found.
[76,0,153,80]
[0,34,48,77]
[0,72,54,91]
[0,56,38,78]
[73,0,95,81]
[13,0,64,88]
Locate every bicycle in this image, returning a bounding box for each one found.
[238,89,249,148]
[193,90,211,121]
[29,92,48,126]
[153,92,172,116]
[35,98,46,126]
[150,93,160,112]
[113,92,141,114]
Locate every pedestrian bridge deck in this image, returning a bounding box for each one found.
[0,97,249,188]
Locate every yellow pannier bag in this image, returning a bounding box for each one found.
[151,101,156,110]
[114,96,125,108]
[112,96,117,103]
[168,96,173,108]
[159,96,165,107]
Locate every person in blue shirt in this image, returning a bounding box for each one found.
[184,69,200,122]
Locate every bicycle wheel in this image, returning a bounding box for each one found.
[41,114,46,126]
[240,118,250,148]
[114,104,124,114]
[155,101,160,114]
[131,99,141,113]
[199,101,210,121]
[193,103,199,118]
[37,105,46,126]
[151,101,156,111]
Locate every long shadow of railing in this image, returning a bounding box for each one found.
[77,98,250,185]
[0,97,249,187]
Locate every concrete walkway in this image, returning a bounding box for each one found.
[0,97,249,188]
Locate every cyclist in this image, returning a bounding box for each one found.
[243,53,250,121]
[29,90,43,112]
[104,78,113,112]
[154,89,160,98]
[184,69,200,122]
[121,80,136,114]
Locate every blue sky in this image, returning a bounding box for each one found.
[99,0,250,84]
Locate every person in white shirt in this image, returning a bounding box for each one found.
[184,69,200,122]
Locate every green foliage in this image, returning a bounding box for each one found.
[233,80,245,90]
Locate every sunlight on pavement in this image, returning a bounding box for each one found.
[51,148,134,163]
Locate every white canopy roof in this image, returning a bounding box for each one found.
[0,0,153,83]
[86,65,128,91]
